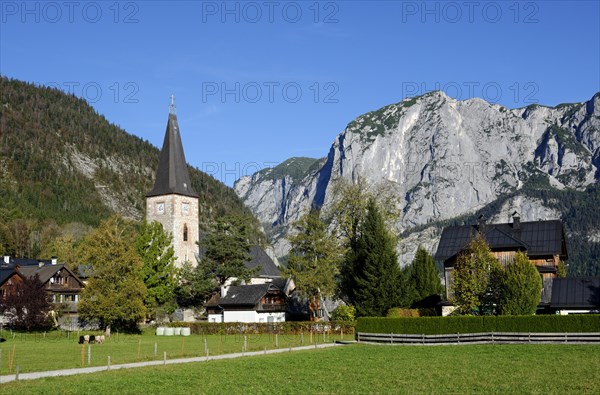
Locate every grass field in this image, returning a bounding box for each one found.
[0,328,346,374]
[1,344,599,394]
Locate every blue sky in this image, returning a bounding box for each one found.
[1,1,599,186]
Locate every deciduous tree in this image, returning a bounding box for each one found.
[0,274,52,330]
[284,211,342,321]
[78,216,146,333]
[452,235,502,315]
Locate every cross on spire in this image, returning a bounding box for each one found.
[169,94,176,115]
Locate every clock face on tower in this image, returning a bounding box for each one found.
[182,202,190,215]
[157,202,165,214]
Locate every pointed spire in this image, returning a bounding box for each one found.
[147,102,198,198]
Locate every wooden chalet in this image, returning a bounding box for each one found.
[1,255,85,326]
[435,213,568,303]
[206,279,288,323]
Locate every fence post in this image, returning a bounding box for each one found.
[204,338,208,355]
[390,333,393,345]
[529,333,531,343]
[275,334,278,349]
[457,332,460,344]
[107,356,110,370]
[301,332,304,345]
[154,342,158,357]
[565,333,567,344]
[15,365,19,381]
[491,332,494,344]
[422,334,425,345]
[88,344,91,365]
[163,351,166,366]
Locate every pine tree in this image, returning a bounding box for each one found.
[284,211,342,321]
[136,221,177,320]
[497,251,542,315]
[408,245,443,307]
[175,260,216,308]
[198,214,258,287]
[350,198,404,317]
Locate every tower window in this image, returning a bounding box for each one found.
[183,224,188,242]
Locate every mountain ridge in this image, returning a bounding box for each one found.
[0,76,257,235]
[235,90,600,275]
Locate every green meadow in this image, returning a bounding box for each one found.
[1,344,599,394]
[0,329,346,374]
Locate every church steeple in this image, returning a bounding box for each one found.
[146,98,200,268]
[147,98,198,198]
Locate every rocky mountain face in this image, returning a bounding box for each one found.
[235,91,600,275]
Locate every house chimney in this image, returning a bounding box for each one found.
[512,211,521,230]
[51,256,57,265]
[221,285,228,297]
[477,214,486,231]
[3,255,9,265]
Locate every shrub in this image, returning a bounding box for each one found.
[357,315,600,334]
[387,308,420,318]
[331,305,356,322]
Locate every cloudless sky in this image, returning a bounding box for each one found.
[1,1,599,186]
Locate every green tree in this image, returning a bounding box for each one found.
[41,233,79,269]
[199,214,257,287]
[78,216,146,333]
[556,261,567,278]
[452,235,501,315]
[136,221,177,320]
[175,260,216,308]
[497,251,542,315]
[347,198,405,317]
[330,304,356,322]
[284,211,342,321]
[408,245,443,306]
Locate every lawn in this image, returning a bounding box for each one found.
[0,328,346,374]
[1,344,599,394]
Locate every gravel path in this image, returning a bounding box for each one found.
[0,342,343,384]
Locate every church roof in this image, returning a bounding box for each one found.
[147,111,198,198]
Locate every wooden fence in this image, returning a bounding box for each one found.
[356,332,600,345]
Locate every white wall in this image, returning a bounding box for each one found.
[215,310,286,323]
[208,313,223,323]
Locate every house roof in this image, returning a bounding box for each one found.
[146,112,198,198]
[18,263,67,284]
[0,268,23,286]
[198,245,281,278]
[550,277,600,309]
[212,283,283,307]
[245,246,281,277]
[435,219,568,263]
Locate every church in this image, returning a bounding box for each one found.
[145,100,290,322]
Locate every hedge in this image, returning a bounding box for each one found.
[357,315,600,335]
[158,321,356,335]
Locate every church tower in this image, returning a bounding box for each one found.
[146,99,199,268]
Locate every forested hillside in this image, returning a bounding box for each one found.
[0,77,258,257]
